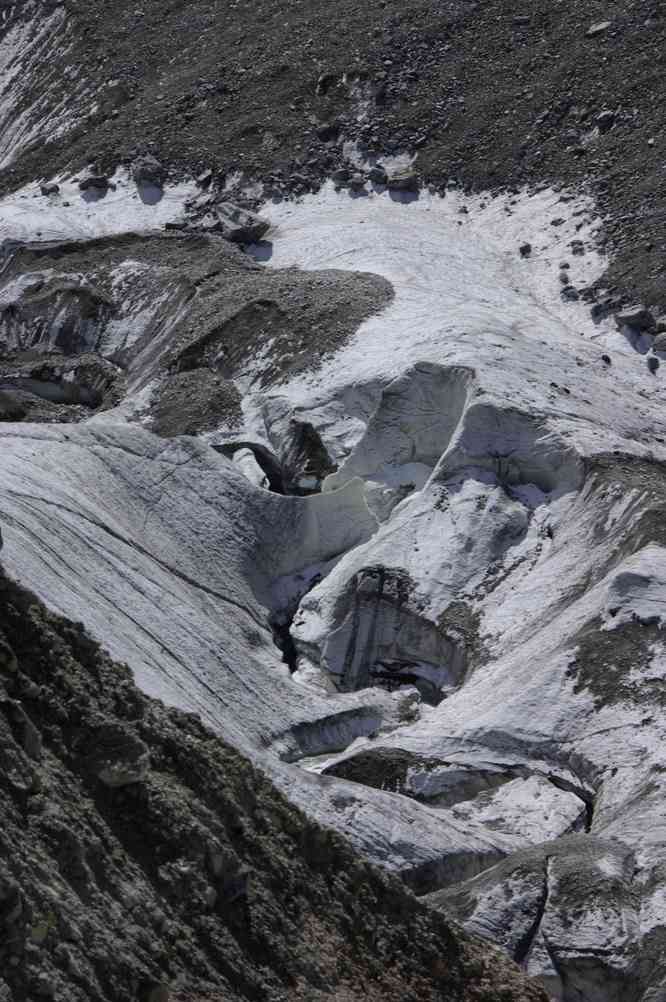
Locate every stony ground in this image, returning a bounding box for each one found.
[0,554,547,1002]
[3,1,665,308]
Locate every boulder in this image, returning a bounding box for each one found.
[0,391,27,422]
[331,167,351,186]
[206,202,270,243]
[386,168,418,192]
[32,974,56,999]
[78,174,109,192]
[39,182,60,196]
[615,304,654,331]
[561,285,580,301]
[597,110,616,132]
[131,155,166,187]
[367,164,388,185]
[0,636,16,674]
[0,871,23,929]
[653,332,666,352]
[316,121,340,142]
[3,699,42,760]
[586,20,611,37]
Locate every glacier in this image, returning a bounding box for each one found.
[2,175,666,1000]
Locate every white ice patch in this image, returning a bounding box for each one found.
[0,169,196,243]
[449,774,586,843]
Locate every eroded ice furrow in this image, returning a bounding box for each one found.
[427,836,639,1002]
[0,423,390,736]
[0,4,92,168]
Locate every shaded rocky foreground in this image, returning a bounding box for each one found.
[0,556,545,1002]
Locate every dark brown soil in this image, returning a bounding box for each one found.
[0,386,89,423]
[567,615,664,711]
[324,746,444,794]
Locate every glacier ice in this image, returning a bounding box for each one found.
[3,181,666,999]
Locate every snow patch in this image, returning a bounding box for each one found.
[0,170,196,243]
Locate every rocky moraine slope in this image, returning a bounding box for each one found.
[2,2,666,1001]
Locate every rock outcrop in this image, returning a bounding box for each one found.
[199,203,270,243]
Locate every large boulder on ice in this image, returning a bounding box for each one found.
[131,155,167,188]
[201,202,270,243]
